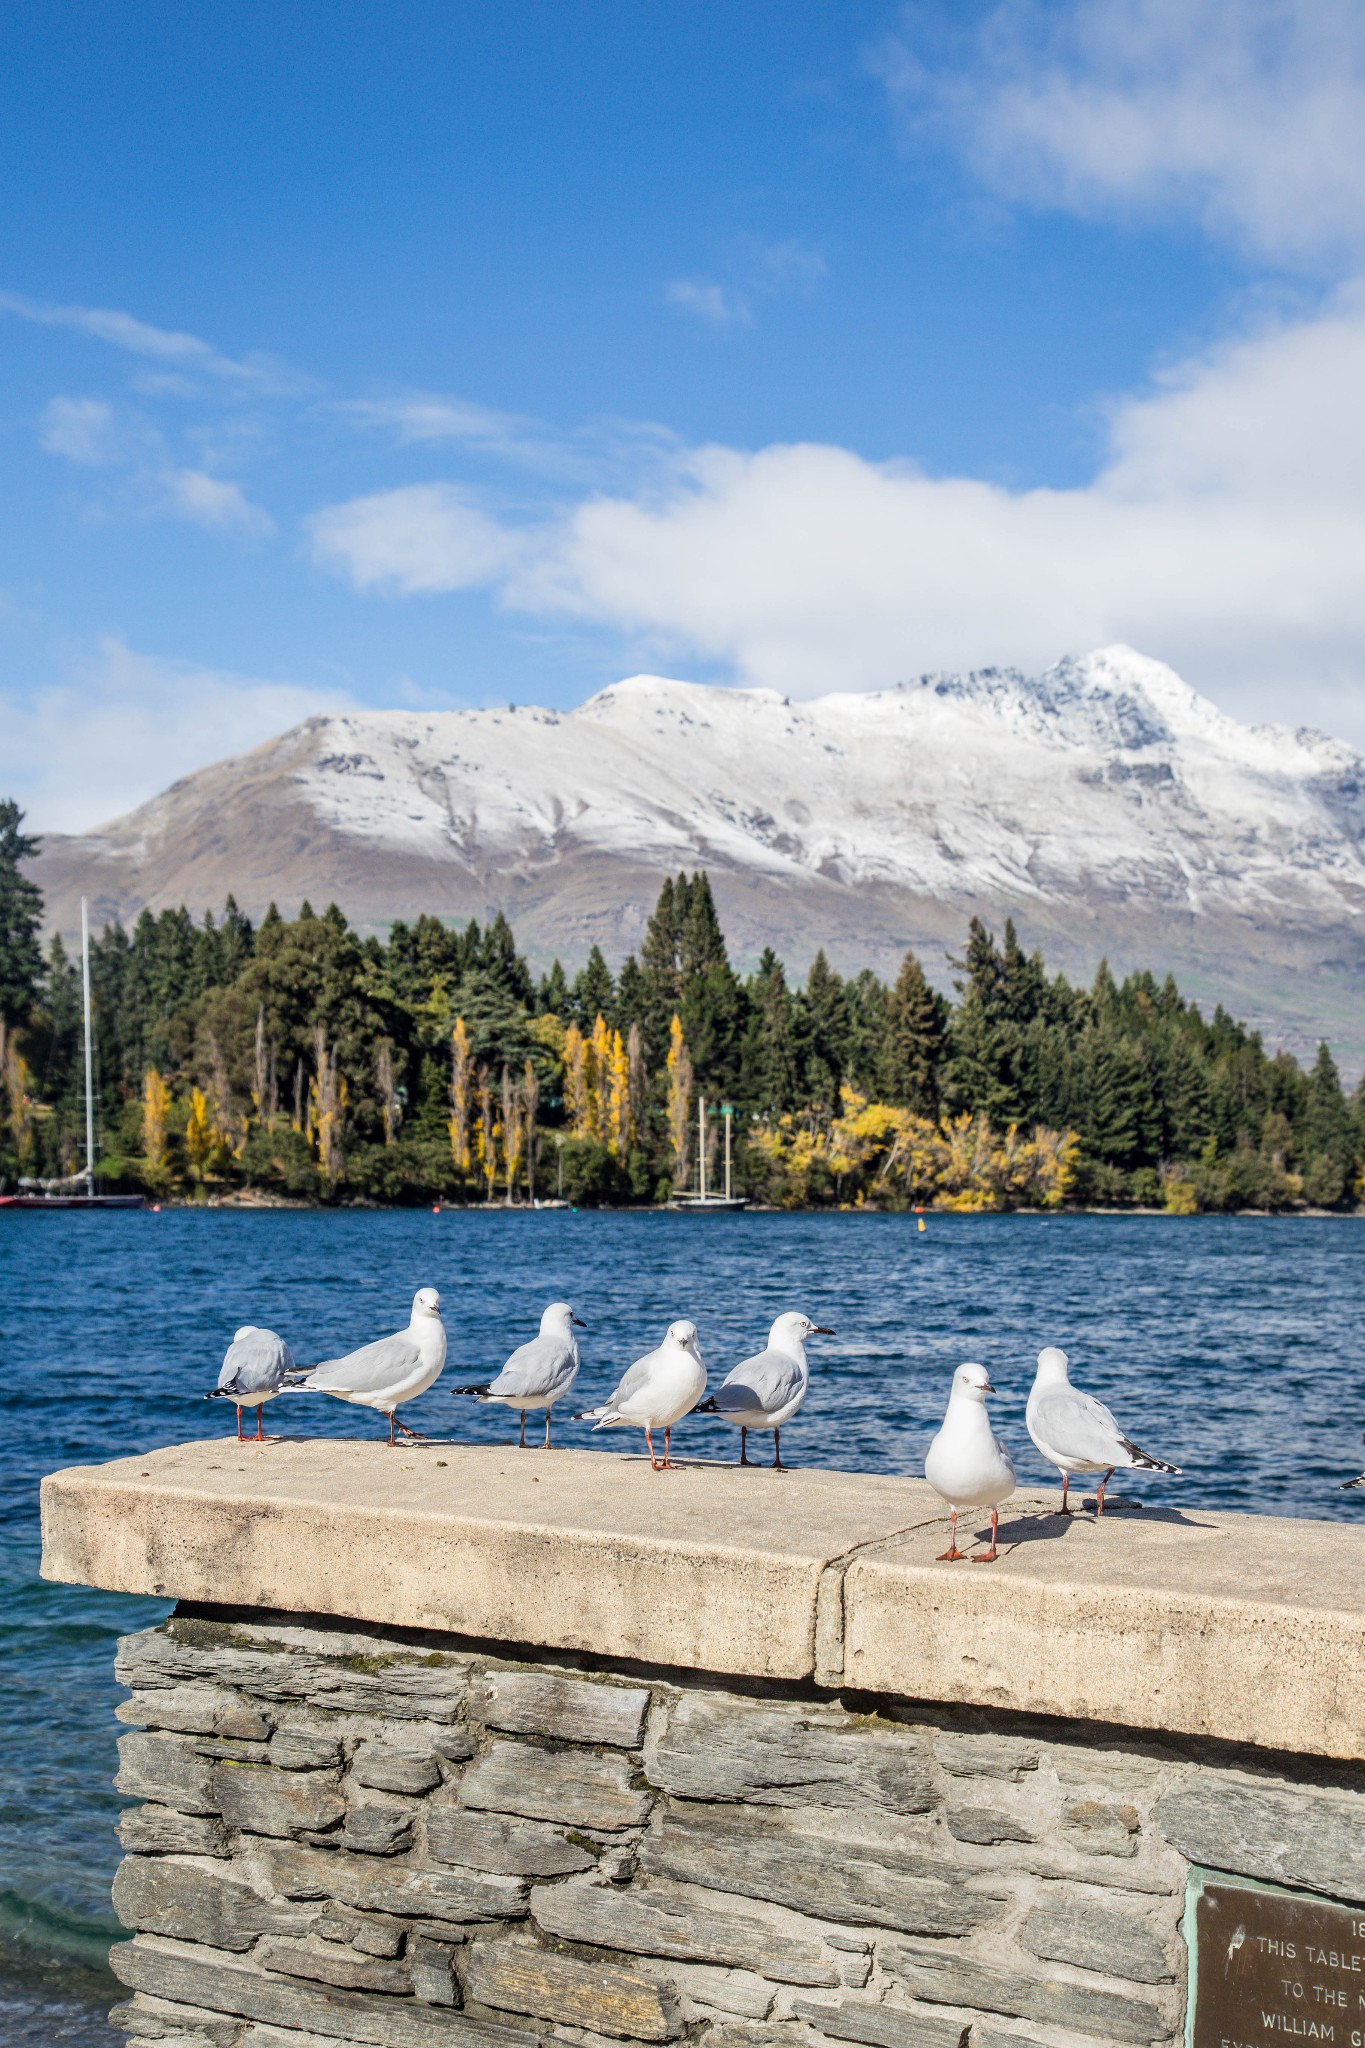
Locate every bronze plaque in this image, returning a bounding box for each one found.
[1191,1870,1365,2046]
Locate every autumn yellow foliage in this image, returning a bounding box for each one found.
[749,1087,1079,1211]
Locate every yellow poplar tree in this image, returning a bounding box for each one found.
[501,1064,524,1201]
[311,1025,345,1190]
[563,1023,592,1139]
[521,1058,540,1201]
[665,1015,693,1188]
[607,1028,632,1157]
[184,1087,215,1182]
[448,1017,472,1173]
[142,1068,170,1174]
[1,1022,34,1171]
[590,1014,612,1139]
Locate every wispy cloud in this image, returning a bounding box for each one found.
[667,278,754,325]
[0,288,298,387]
[39,395,122,465]
[875,0,1365,271]
[161,467,275,536]
[337,393,530,447]
[666,236,826,328]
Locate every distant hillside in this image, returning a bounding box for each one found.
[27,645,1365,1063]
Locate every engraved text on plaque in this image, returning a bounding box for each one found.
[1191,1871,1365,2045]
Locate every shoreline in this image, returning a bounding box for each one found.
[33,1197,1365,1219]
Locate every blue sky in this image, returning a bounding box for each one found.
[6,1,1365,828]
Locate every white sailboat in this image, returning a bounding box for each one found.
[669,1097,749,1210]
[0,896,143,1210]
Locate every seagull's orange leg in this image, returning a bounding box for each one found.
[1095,1466,1115,1515]
[235,1405,245,1442]
[739,1426,751,1467]
[772,1428,786,1470]
[1053,1473,1070,1516]
[645,1425,660,1470]
[972,1508,1000,1563]
[937,1510,965,1562]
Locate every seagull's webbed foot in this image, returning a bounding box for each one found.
[936,1546,966,1562]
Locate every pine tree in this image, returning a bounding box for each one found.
[1300,1042,1356,1204]
[572,946,615,1027]
[740,951,801,1114]
[0,801,44,1026]
[945,919,1025,1124]
[797,950,851,1114]
[538,959,570,1015]
[881,950,948,1116]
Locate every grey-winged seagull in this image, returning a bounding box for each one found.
[578,1319,706,1469]
[696,1311,833,1469]
[924,1361,1016,1563]
[453,1301,583,1448]
[1027,1346,1180,1514]
[284,1287,446,1446]
[208,1326,293,1442]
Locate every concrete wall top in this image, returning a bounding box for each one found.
[40,1439,1365,1760]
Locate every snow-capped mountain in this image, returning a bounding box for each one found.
[30,646,1365,1059]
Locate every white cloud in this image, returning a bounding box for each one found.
[304,288,1365,738]
[40,396,121,465]
[161,467,275,536]
[305,482,524,594]
[877,0,1365,269]
[667,278,753,325]
[4,638,350,833]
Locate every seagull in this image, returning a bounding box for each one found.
[924,1361,1016,1563]
[578,1319,706,1469]
[208,1326,293,1441]
[1026,1346,1180,1515]
[696,1311,833,1469]
[283,1288,446,1446]
[453,1301,584,1448]
[1343,1435,1365,1490]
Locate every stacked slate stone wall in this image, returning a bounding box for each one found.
[108,1612,1365,2048]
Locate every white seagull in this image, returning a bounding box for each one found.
[208,1326,293,1442]
[578,1319,706,1469]
[454,1301,583,1448]
[285,1288,447,1446]
[696,1311,833,1469]
[1027,1346,1180,1515]
[924,1361,1017,1564]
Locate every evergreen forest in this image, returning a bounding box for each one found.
[1,799,1361,1213]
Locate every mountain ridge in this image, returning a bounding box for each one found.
[27,645,1365,1064]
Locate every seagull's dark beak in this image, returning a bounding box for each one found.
[982,1379,996,1394]
[572,1315,586,1328]
[811,1324,836,1336]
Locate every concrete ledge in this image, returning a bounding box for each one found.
[40,1439,1365,1758]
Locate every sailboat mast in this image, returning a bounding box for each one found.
[698,1096,707,1201]
[80,895,95,1194]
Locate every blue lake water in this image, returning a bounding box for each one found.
[3,1207,1364,2044]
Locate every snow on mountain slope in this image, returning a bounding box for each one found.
[285,644,1365,923]
[28,645,1365,1059]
